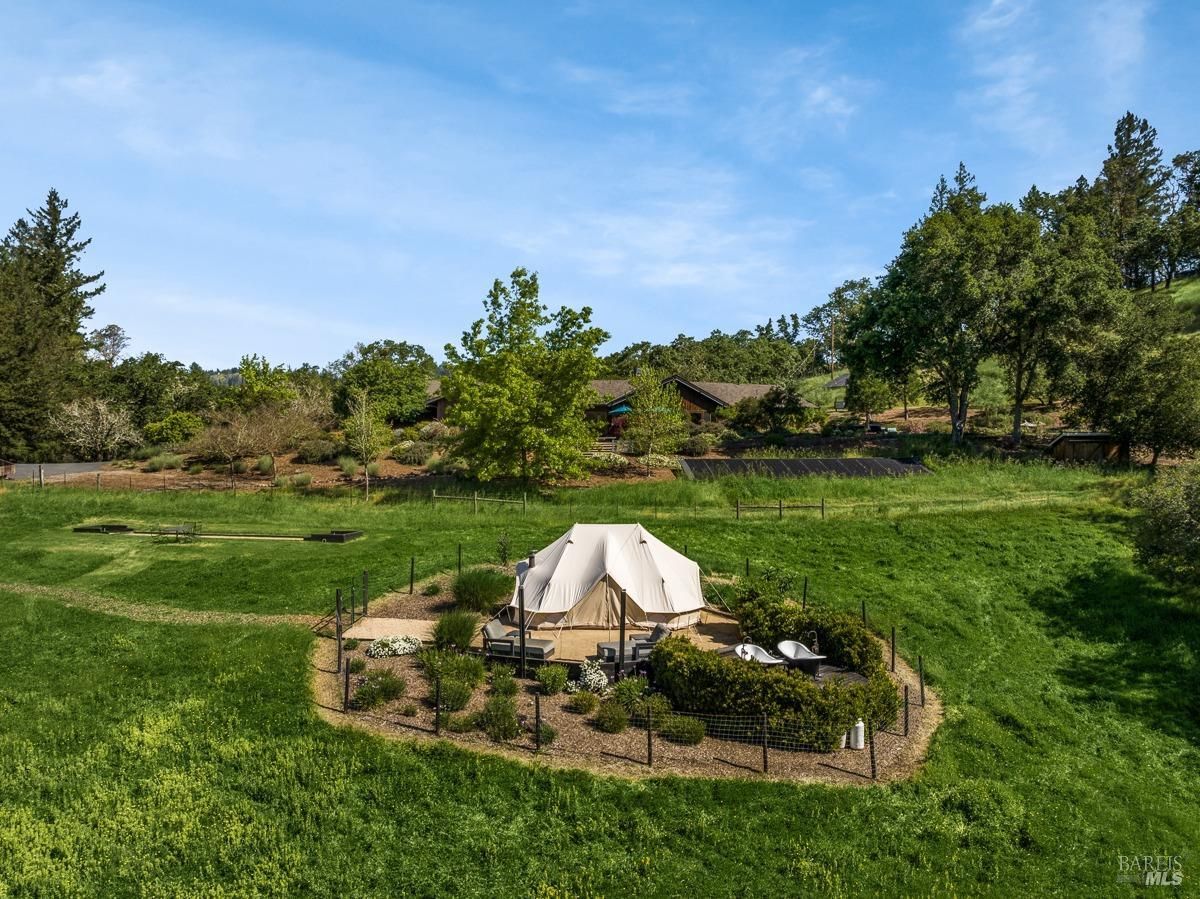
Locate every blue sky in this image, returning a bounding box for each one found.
[2,1,1196,368]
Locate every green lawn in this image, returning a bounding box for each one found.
[0,463,1196,895]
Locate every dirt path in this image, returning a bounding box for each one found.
[0,582,319,629]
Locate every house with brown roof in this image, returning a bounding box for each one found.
[424,373,807,427]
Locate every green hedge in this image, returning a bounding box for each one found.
[648,637,898,751]
[737,599,886,675]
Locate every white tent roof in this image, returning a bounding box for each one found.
[509,523,704,626]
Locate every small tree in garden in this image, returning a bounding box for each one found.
[53,397,139,460]
[191,410,259,491]
[1130,464,1200,590]
[845,373,893,425]
[342,389,390,500]
[623,368,689,464]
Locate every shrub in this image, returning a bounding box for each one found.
[659,714,706,745]
[610,675,648,712]
[593,700,629,733]
[256,455,273,474]
[453,567,512,613]
[272,475,291,488]
[1131,463,1200,587]
[418,421,449,443]
[393,441,435,466]
[400,702,418,717]
[680,434,714,456]
[292,472,312,487]
[351,670,406,710]
[366,462,381,478]
[535,664,569,696]
[337,455,358,477]
[445,712,478,733]
[145,453,184,472]
[366,635,421,658]
[490,665,518,697]
[348,656,367,674]
[422,581,442,597]
[497,532,511,565]
[648,636,898,751]
[533,721,557,748]
[437,678,473,712]
[231,458,249,474]
[343,638,360,650]
[629,693,673,728]
[433,610,478,652]
[566,691,599,714]
[131,444,164,461]
[738,598,885,675]
[187,464,204,475]
[588,451,629,471]
[418,650,485,687]
[144,412,205,446]
[296,439,337,464]
[635,454,681,471]
[478,696,520,742]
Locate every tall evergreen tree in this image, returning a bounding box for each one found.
[0,189,105,458]
[1094,113,1171,289]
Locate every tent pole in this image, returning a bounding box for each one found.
[617,588,627,680]
[518,584,527,678]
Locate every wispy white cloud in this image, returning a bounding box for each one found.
[556,61,695,116]
[1086,0,1151,105]
[957,0,1064,156]
[729,46,871,158]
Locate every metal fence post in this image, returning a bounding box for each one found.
[473,491,478,515]
[918,655,925,707]
[820,497,825,520]
[435,677,442,735]
[904,685,910,737]
[335,590,344,673]
[646,704,653,767]
[343,658,351,712]
[409,556,415,595]
[867,719,877,779]
[534,693,542,750]
[349,585,356,625]
[736,498,740,519]
[522,493,527,515]
[457,543,462,574]
[761,713,769,774]
[745,557,750,577]
[890,626,896,672]
[778,497,783,519]
[362,570,369,616]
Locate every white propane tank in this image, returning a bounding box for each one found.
[850,719,865,750]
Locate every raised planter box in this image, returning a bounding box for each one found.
[304,530,364,543]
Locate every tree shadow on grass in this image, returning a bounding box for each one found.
[1029,559,1199,745]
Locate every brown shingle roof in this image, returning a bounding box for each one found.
[589,379,633,400]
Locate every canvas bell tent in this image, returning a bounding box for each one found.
[510,523,705,630]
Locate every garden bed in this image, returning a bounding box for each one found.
[312,636,941,784]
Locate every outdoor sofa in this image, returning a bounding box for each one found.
[482,618,556,660]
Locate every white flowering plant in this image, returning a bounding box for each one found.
[366,635,423,658]
[570,658,611,695]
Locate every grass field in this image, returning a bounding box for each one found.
[1,461,1197,895]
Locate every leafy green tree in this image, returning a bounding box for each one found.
[331,340,433,424]
[994,202,1123,444]
[341,390,391,500]
[845,373,892,425]
[237,355,296,410]
[1067,290,1200,463]
[88,324,129,366]
[757,381,820,432]
[1130,464,1200,589]
[443,268,608,482]
[802,278,872,376]
[859,165,998,444]
[143,411,205,446]
[623,368,689,458]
